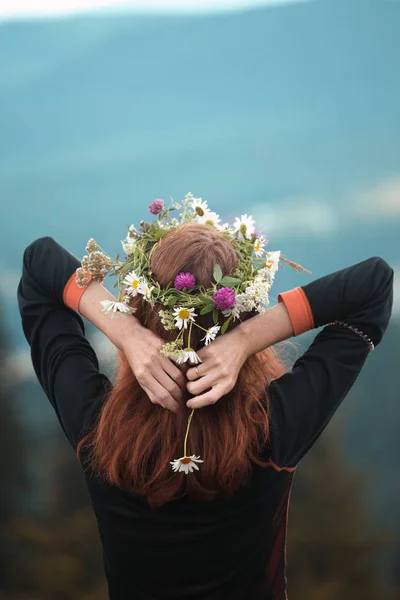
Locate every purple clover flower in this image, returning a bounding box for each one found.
[148,199,165,215]
[212,287,236,311]
[174,272,196,291]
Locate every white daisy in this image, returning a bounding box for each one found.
[190,197,209,217]
[123,270,142,296]
[217,222,227,231]
[138,280,154,300]
[253,235,266,257]
[170,455,204,474]
[201,325,221,345]
[262,251,281,281]
[217,222,234,233]
[222,304,241,321]
[100,300,135,317]
[175,348,202,364]
[172,307,197,330]
[196,210,221,228]
[233,214,255,239]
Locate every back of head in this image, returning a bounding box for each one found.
[85,223,286,507]
[152,223,238,288]
[145,223,240,353]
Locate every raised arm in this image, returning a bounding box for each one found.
[266,256,393,468]
[186,257,393,411]
[17,237,112,449]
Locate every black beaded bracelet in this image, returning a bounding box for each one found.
[325,320,375,352]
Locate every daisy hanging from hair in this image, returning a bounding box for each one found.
[170,409,204,474]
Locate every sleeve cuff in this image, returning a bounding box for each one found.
[278,287,315,336]
[63,270,92,313]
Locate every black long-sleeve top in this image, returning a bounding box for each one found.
[17,237,394,600]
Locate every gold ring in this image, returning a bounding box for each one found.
[195,366,200,376]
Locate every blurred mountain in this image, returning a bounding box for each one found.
[0,0,399,272]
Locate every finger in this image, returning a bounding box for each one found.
[144,379,180,413]
[186,372,217,396]
[186,362,208,381]
[153,367,183,404]
[186,384,227,409]
[161,356,186,389]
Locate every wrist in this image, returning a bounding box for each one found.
[115,314,143,351]
[234,303,295,356]
[230,319,254,361]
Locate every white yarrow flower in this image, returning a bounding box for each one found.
[201,325,221,345]
[233,214,256,239]
[121,238,137,256]
[222,275,270,319]
[175,348,202,364]
[173,307,197,330]
[100,300,135,317]
[170,455,203,474]
[123,270,142,296]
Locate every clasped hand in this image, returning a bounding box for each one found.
[121,325,250,411]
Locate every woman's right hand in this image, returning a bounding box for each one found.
[121,326,186,413]
[78,281,185,413]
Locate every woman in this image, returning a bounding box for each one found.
[17,197,393,600]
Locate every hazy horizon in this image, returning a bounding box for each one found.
[0,0,313,22]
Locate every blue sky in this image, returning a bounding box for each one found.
[0,0,312,20]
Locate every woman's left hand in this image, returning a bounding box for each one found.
[185,327,251,409]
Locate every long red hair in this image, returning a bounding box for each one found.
[80,224,287,507]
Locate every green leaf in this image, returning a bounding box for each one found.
[200,304,214,315]
[199,294,213,304]
[221,315,233,334]
[212,308,219,325]
[213,264,223,283]
[167,296,178,307]
[219,276,242,286]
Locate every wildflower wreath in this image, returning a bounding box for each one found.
[76,193,308,475]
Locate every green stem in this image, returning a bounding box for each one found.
[183,408,195,457]
[117,274,123,302]
[184,213,196,226]
[176,329,185,344]
[192,322,209,333]
[187,319,193,348]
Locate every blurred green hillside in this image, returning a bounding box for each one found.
[1,0,399,282]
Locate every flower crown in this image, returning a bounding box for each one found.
[76,193,308,475]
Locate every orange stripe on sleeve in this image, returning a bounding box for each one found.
[278,287,314,336]
[63,270,92,313]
